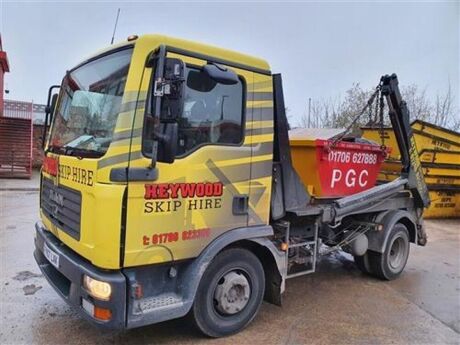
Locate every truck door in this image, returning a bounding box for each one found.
[122,50,256,267]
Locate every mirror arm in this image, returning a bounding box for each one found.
[150,45,167,169]
[42,85,60,150]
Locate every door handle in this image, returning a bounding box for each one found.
[233,195,249,215]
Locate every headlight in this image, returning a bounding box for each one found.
[83,275,112,301]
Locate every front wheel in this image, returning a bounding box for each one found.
[191,248,265,337]
[368,223,410,280]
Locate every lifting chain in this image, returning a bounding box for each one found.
[368,97,373,125]
[330,81,382,149]
[373,89,380,125]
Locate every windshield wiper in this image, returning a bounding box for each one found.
[47,145,66,155]
[47,144,103,158]
[63,146,103,158]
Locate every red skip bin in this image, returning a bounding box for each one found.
[290,138,390,198]
[316,140,389,197]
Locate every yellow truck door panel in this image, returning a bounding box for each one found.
[124,52,258,267]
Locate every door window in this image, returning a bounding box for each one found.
[177,66,244,155]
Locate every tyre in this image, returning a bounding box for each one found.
[191,248,265,337]
[354,253,373,275]
[368,223,410,280]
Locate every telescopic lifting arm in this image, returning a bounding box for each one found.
[380,74,430,209]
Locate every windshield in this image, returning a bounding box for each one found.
[48,48,133,157]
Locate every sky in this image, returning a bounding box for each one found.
[1,1,459,126]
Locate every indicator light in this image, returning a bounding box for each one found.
[94,306,112,321]
[81,298,112,321]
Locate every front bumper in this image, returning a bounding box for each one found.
[34,222,127,329]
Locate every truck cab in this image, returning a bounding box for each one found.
[36,34,277,331]
[35,34,428,337]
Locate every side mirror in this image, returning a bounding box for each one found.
[155,122,178,164]
[203,63,238,85]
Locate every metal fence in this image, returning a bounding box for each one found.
[3,99,33,119]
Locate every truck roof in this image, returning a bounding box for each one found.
[78,34,271,74]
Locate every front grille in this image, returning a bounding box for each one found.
[41,178,82,240]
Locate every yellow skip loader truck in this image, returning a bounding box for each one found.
[35,34,430,337]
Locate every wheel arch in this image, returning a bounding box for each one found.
[226,238,286,306]
[367,210,418,253]
[180,225,285,316]
[397,216,417,243]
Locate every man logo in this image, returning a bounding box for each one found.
[51,205,60,217]
[49,189,64,207]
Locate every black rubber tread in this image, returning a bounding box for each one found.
[368,223,410,280]
[191,248,265,338]
[354,253,373,275]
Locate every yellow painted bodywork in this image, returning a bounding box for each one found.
[412,120,460,146]
[41,155,125,268]
[424,190,460,219]
[362,123,460,218]
[289,139,321,195]
[123,40,273,267]
[41,35,274,269]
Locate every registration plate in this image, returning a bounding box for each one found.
[44,243,60,269]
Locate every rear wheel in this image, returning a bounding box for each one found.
[354,253,372,275]
[191,248,265,337]
[368,223,410,280]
